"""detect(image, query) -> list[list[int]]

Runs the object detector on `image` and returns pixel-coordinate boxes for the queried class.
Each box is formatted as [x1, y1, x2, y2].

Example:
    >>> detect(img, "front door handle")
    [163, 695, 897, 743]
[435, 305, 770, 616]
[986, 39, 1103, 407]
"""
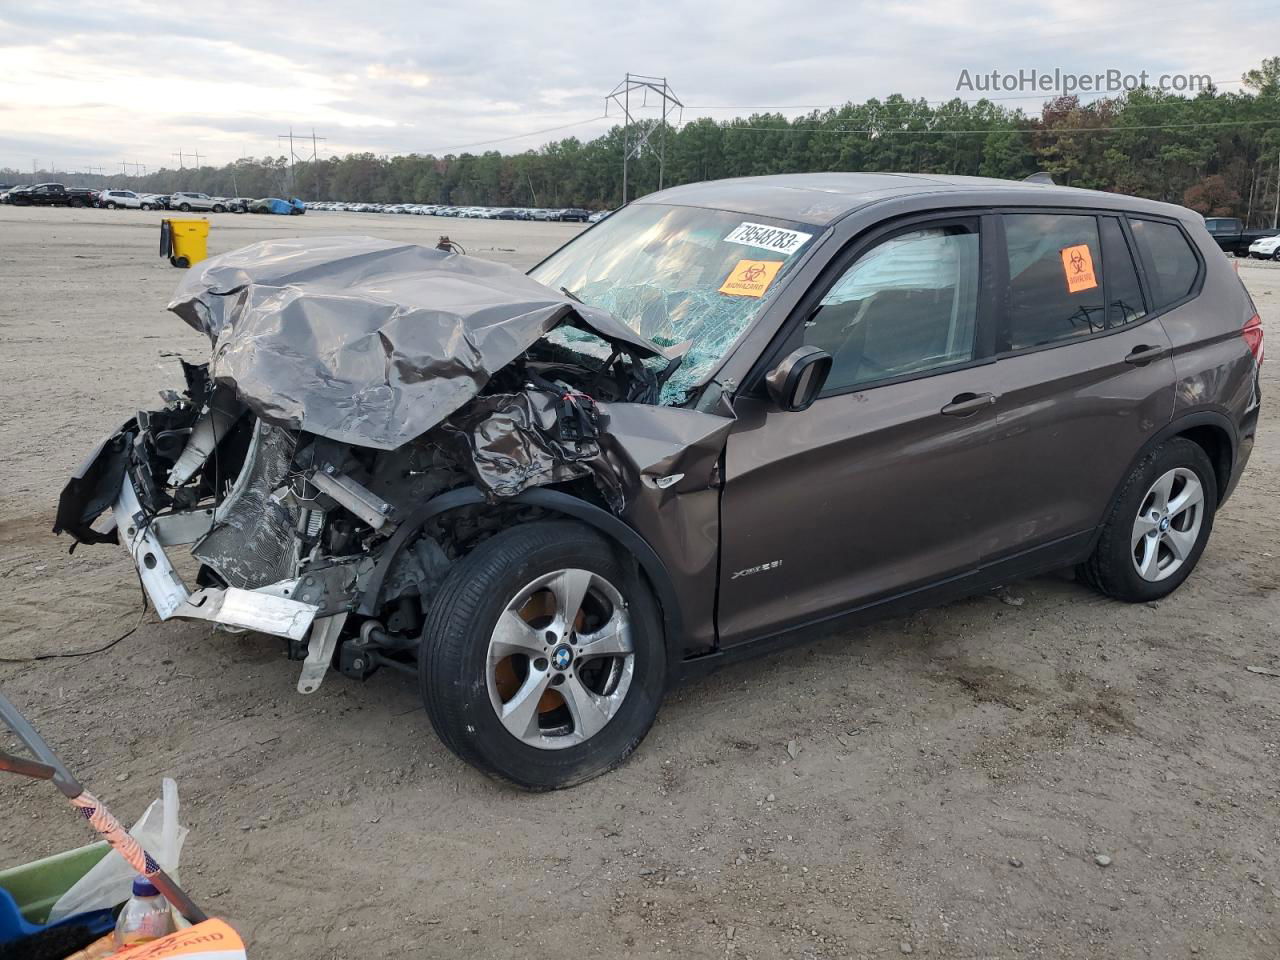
[1124, 344, 1167, 366]
[941, 392, 997, 417]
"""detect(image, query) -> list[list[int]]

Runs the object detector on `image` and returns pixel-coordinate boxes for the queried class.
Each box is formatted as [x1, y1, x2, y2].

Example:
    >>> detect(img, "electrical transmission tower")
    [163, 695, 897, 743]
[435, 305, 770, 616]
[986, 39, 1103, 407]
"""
[276, 128, 326, 195]
[605, 73, 682, 205]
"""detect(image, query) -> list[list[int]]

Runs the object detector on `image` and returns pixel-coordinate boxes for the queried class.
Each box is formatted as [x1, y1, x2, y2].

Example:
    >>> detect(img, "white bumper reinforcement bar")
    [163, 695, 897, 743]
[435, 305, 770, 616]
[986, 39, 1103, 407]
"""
[112, 475, 319, 641]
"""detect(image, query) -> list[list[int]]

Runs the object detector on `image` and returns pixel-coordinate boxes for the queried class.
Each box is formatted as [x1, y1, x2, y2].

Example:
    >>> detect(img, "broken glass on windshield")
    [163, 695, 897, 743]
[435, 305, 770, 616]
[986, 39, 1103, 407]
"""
[529, 203, 819, 404]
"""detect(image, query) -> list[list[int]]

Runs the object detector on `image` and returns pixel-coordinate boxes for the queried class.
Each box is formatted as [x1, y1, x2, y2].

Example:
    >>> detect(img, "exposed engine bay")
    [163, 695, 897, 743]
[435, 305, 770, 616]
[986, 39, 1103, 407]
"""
[54, 238, 733, 693]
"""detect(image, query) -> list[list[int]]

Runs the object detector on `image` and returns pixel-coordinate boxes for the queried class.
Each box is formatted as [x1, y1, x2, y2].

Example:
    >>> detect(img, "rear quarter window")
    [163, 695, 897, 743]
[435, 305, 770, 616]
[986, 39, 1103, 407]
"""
[1128, 218, 1200, 311]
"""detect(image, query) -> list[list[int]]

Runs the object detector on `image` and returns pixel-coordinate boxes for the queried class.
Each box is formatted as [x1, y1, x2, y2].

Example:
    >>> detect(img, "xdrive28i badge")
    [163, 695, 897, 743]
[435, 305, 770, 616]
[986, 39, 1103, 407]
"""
[731, 560, 783, 580]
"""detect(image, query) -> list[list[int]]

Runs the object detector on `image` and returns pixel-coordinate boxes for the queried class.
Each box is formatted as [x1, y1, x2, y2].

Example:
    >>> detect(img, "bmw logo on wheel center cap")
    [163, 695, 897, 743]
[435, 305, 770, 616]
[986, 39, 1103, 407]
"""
[1159, 516, 1171, 532]
[551, 644, 573, 671]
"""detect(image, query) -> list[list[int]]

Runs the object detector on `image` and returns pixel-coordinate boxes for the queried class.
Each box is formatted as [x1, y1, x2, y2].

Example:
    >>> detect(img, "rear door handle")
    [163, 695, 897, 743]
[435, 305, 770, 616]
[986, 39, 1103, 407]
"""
[941, 392, 997, 417]
[1124, 344, 1167, 366]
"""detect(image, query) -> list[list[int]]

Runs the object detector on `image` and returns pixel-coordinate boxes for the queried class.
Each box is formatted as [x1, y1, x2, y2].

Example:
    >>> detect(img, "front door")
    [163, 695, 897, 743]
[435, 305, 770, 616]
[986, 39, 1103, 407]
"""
[717, 216, 1002, 646]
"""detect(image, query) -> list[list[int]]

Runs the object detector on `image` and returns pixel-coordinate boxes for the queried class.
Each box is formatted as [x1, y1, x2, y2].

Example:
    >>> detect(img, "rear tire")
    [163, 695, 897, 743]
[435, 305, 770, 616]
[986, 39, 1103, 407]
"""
[1081, 438, 1217, 602]
[179, 202, 191, 211]
[420, 520, 666, 790]
[212, 204, 225, 213]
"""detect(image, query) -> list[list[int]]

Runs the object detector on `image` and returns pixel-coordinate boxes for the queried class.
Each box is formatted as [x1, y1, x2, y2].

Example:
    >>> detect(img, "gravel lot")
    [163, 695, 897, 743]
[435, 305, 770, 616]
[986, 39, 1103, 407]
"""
[1, 205, 1278, 959]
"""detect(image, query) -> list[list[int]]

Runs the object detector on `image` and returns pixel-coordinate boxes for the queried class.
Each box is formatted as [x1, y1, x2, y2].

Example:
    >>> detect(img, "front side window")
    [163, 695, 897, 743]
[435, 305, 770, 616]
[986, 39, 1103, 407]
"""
[529, 203, 818, 403]
[1129, 217, 1199, 311]
[804, 224, 980, 392]
[1003, 213, 1104, 350]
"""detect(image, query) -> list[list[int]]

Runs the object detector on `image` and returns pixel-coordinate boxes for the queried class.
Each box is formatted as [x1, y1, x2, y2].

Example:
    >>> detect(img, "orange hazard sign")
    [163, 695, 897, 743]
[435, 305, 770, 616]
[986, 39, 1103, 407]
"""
[719, 259, 783, 298]
[1060, 244, 1098, 293]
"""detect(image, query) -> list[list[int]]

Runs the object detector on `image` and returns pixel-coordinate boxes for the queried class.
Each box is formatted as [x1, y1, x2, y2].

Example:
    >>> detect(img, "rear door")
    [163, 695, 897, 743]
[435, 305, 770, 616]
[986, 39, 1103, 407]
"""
[976, 211, 1177, 562]
[717, 213, 1004, 645]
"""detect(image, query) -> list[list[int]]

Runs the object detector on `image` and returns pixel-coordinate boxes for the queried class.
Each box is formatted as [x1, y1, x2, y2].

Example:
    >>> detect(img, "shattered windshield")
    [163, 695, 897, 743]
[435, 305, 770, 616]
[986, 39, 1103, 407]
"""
[529, 203, 819, 404]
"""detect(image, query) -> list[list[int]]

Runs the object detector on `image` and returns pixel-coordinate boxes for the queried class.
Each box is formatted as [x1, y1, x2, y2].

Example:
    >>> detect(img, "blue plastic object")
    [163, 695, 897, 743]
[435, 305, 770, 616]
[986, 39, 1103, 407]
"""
[0, 887, 114, 946]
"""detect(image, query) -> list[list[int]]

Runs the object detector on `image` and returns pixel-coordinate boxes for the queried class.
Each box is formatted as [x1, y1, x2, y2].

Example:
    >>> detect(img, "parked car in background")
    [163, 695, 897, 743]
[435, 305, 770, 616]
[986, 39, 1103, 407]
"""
[248, 197, 306, 215]
[588, 210, 611, 223]
[1247, 234, 1280, 260]
[99, 189, 143, 209]
[1204, 217, 1274, 256]
[557, 208, 590, 222]
[0, 186, 30, 203]
[138, 194, 167, 210]
[170, 192, 226, 212]
[8, 183, 97, 207]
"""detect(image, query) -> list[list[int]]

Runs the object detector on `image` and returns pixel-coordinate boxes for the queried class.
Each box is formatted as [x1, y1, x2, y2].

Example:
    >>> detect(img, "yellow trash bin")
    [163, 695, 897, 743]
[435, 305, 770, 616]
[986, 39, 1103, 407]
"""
[160, 218, 209, 268]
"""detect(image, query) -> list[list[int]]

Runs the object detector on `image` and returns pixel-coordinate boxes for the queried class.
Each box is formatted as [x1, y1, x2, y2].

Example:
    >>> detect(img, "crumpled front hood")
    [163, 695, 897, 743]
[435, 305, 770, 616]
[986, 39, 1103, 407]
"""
[168, 236, 673, 450]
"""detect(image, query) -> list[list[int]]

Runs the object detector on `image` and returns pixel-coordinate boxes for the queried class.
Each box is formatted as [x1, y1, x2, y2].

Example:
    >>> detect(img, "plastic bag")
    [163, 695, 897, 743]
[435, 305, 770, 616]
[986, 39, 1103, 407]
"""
[48, 777, 187, 923]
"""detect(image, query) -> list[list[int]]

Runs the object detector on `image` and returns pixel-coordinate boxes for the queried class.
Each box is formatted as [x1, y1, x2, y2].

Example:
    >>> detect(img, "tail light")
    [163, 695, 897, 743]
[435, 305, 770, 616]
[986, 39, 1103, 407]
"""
[1241, 312, 1264, 367]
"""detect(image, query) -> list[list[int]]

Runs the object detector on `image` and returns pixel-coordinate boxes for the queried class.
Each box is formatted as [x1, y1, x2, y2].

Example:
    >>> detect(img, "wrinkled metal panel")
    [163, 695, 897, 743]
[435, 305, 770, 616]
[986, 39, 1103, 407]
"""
[168, 237, 675, 450]
[192, 422, 299, 588]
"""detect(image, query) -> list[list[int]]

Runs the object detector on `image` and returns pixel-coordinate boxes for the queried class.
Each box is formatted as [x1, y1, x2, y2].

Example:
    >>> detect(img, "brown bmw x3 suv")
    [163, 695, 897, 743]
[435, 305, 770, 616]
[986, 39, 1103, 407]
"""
[56, 173, 1262, 788]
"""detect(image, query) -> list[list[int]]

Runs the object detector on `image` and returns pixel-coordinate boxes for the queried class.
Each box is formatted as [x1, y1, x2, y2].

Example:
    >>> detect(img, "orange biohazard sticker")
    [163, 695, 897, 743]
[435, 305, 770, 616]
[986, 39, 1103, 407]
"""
[719, 259, 783, 298]
[1060, 244, 1098, 293]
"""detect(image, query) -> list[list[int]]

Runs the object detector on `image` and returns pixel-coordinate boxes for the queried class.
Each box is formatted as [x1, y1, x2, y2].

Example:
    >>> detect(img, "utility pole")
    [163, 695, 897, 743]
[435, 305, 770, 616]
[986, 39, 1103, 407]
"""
[1274, 147, 1279, 230]
[605, 73, 682, 206]
[277, 129, 297, 193]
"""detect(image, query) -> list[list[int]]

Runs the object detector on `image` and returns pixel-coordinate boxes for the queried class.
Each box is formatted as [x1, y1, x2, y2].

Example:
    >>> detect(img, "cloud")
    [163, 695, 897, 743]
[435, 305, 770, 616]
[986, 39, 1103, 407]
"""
[0, 0, 1273, 173]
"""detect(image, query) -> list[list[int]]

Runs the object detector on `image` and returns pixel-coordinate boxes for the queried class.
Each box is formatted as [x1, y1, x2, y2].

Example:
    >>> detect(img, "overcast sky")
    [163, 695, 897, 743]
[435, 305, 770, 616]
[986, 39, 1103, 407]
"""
[1, 0, 1275, 175]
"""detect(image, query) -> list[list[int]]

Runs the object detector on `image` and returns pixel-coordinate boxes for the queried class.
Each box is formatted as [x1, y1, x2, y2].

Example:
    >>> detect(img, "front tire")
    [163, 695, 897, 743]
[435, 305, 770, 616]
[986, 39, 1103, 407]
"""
[1081, 438, 1217, 602]
[420, 520, 666, 790]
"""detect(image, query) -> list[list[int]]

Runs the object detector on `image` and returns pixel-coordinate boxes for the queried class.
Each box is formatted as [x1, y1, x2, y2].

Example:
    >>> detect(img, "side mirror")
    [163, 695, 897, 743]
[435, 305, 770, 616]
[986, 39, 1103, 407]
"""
[765, 346, 832, 412]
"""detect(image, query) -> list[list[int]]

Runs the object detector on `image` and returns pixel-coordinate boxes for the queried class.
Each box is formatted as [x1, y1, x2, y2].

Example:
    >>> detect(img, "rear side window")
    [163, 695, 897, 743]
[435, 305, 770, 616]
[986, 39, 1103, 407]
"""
[1129, 218, 1199, 310]
[1002, 213, 1104, 350]
[1099, 217, 1147, 328]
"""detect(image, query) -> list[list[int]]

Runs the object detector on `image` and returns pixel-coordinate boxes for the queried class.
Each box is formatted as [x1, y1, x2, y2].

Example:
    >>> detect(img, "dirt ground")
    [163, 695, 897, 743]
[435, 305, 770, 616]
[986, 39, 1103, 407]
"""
[1, 204, 1278, 960]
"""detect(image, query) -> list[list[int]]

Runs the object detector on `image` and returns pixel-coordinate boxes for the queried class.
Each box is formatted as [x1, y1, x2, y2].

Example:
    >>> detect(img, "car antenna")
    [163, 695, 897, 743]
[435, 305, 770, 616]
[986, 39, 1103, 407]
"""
[560, 286, 583, 304]
[1023, 171, 1056, 185]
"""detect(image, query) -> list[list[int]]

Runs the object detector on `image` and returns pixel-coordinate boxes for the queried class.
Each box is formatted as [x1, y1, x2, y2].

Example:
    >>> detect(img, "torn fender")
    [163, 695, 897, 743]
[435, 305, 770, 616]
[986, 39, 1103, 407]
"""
[168, 237, 675, 451]
[437, 388, 733, 512]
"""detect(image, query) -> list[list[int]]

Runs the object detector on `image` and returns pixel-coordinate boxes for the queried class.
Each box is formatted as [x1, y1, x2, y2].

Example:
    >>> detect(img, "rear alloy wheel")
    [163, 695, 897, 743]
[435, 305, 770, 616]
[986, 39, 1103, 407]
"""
[421, 520, 666, 789]
[212, 204, 225, 213]
[179, 202, 191, 211]
[1081, 438, 1217, 602]
[105, 201, 117, 209]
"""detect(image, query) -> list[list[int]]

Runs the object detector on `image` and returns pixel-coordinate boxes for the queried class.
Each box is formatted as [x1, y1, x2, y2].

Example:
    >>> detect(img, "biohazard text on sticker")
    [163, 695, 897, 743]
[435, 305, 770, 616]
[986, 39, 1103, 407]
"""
[719, 259, 784, 298]
[1060, 243, 1098, 293]
[724, 222, 813, 256]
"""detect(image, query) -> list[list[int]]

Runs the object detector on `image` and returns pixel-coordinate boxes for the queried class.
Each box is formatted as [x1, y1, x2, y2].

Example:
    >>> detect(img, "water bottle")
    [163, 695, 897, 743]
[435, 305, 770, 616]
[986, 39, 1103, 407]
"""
[113, 876, 176, 947]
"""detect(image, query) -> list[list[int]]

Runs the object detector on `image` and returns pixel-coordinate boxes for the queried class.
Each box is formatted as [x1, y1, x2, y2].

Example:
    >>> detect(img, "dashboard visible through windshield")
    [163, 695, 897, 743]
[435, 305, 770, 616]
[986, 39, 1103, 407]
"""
[529, 203, 820, 403]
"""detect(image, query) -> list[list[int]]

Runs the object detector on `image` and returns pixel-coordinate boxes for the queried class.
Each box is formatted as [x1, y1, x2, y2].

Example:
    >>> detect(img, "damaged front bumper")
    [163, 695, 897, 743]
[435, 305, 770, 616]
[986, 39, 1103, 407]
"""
[112, 470, 319, 642]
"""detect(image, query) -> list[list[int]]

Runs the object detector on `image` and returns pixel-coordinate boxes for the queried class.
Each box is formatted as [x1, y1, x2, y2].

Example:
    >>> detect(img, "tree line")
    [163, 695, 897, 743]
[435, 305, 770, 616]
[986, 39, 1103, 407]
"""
[8, 57, 1280, 225]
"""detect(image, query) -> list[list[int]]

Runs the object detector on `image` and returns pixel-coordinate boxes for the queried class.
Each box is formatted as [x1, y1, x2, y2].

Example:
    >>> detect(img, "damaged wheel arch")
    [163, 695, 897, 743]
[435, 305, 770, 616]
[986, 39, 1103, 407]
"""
[357, 485, 686, 666]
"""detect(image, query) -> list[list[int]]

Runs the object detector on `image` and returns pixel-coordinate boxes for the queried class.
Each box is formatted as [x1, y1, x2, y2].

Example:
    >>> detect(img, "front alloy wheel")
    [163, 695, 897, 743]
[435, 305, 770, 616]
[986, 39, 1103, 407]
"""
[421, 520, 666, 789]
[486, 568, 635, 749]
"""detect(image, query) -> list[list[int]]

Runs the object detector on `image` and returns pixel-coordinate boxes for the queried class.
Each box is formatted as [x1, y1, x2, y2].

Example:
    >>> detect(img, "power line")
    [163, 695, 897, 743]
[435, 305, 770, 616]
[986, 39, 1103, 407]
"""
[421, 115, 610, 154]
[666, 117, 1280, 137]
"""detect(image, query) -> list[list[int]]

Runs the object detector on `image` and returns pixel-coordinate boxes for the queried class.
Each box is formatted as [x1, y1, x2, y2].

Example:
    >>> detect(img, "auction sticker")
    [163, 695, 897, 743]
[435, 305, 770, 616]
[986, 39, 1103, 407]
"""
[724, 221, 812, 256]
[719, 259, 784, 298]
[1060, 244, 1098, 293]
